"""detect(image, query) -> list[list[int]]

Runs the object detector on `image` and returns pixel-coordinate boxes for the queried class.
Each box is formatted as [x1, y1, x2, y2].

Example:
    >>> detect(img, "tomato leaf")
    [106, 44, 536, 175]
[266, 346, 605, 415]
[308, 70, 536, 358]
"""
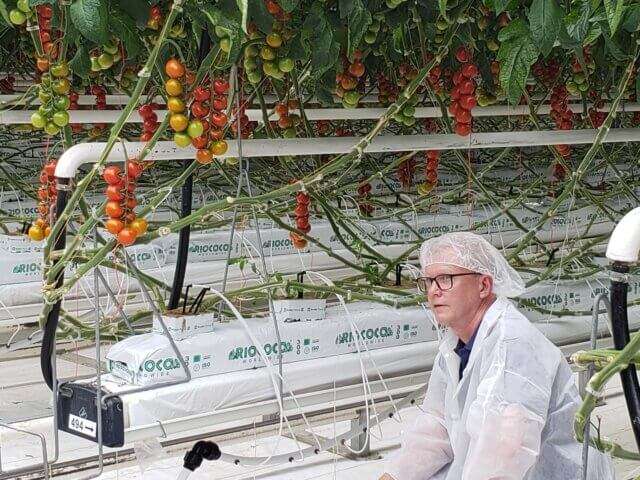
[248, 0, 272, 34]
[497, 19, 539, 104]
[301, 5, 340, 80]
[116, 0, 149, 28]
[485, 0, 511, 15]
[603, 0, 624, 35]
[344, 0, 371, 58]
[68, 42, 90, 77]
[0, 0, 10, 27]
[70, 0, 109, 44]
[564, 0, 591, 43]
[279, 0, 300, 12]
[110, 7, 143, 58]
[202, 5, 244, 66]
[622, 4, 640, 31]
[528, 0, 563, 56]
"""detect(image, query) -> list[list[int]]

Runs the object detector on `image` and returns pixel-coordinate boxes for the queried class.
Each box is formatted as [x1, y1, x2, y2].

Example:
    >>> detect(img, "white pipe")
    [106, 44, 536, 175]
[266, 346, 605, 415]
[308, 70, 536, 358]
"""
[3, 103, 640, 124]
[606, 207, 640, 263]
[53, 128, 640, 179]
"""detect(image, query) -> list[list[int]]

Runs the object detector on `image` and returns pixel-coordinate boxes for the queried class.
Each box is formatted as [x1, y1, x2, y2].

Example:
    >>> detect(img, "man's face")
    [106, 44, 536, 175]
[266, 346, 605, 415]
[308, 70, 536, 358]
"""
[423, 263, 487, 328]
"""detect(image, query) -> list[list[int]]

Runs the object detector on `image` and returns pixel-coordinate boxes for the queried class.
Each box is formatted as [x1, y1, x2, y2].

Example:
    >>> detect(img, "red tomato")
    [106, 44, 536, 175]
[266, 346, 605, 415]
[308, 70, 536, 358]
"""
[103, 166, 122, 185]
[105, 185, 123, 201]
[117, 228, 137, 246]
[193, 86, 210, 101]
[211, 112, 228, 128]
[105, 201, 123, 218]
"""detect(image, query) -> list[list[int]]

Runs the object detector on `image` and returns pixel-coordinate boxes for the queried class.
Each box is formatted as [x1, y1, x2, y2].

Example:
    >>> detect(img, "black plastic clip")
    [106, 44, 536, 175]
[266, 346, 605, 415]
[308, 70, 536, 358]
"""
[297, 271, 306, 299]
[395, 264, 403, 286]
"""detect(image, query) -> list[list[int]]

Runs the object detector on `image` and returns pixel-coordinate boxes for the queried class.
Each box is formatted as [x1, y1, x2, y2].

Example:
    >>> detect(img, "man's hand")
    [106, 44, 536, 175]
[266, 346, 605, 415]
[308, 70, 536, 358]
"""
[378, 473, 395, 480]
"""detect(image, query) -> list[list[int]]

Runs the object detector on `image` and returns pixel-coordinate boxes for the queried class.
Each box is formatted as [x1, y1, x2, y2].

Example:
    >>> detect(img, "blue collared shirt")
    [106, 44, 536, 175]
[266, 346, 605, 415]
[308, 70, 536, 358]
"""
[453, 327, 479, 380]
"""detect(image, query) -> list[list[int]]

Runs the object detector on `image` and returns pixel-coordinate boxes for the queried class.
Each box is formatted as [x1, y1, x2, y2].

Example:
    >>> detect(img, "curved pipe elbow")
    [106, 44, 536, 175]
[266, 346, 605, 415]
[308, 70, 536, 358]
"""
[606, 207, 640, 264]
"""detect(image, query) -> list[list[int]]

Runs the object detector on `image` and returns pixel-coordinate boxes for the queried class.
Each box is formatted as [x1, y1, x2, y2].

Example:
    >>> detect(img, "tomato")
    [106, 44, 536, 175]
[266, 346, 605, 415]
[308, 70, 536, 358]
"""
[211, 112, 228, 128]
[55, 96, 70, 111]
[138, 104, 153, 118]
[459, 95, 476, 111]
[265, 0, 281, 15]
[212, 96, 227, 111]
[97, 53, 114, 70]
[127, 160, 143, 179]
[213, 79, 229, 95]
[150, 5, 161, 19]
[459, 80, 475, 95]
[193, 86, 210, 101]
[455, 46, 471, 63]
[219, 37, 231, 53]
[426, 170, 438, 183]
[426, 150, 440, 161]
[140, 131, 154, 142]
[174, 132, 192, 147]
[117, 227, 137, 246]
[167, 96, 185, 113]
[9, 9, 26, 25]
[278, 58, 294, 73]
[340, 75, 357, 90]
[129, 218, 148, 235]
[38, 4, 53, 18]
[44, 161, 57, 177]
[28, 225, 45, 241]
[50, 62, 69, 78]
[36, 57, 49, 72]
[31, 112, 46, 129]
[169, 113, 189, 132]
[105, 185, 123, 201]
[461, 63, 478, 79]
[348, 61, 365, 78]
[105, 218, 124, 235]
[142, 118, 157, 132]
[277, 116, 292, 129]
[196, 148, 213, 164]
[275, 104, 288, 117]
[165, 58, 185, 79]
[191, 135, 208, 149]
[103, 165, 122, 185]
[454, 123, 471, 136]
[191, 101, 209, 118]
[52, 78, 71, 95]
[44, 122, 60, 136]
[211, 140, 228, 156]
[266, 32, 283, 49]
[187, 120, 204, 138]
[455, 109, 472, 124]
[209, 128, 224, 140]
[165, 78, 183, 96]
[125, 196, 137, 209]
[448, 101, 460, 117]
[105, 201, 123, 218]
[52, 111, 69, 127]
[37, 187, 48, 201]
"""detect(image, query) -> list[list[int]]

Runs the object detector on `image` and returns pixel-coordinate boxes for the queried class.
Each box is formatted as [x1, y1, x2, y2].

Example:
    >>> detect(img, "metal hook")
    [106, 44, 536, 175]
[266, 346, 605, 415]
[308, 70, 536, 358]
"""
[297, 271, 306, 299]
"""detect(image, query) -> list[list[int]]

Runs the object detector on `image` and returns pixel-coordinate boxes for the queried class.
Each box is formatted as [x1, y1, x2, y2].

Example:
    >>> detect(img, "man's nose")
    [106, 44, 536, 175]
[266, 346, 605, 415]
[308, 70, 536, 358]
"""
[427, 281, 442, 297]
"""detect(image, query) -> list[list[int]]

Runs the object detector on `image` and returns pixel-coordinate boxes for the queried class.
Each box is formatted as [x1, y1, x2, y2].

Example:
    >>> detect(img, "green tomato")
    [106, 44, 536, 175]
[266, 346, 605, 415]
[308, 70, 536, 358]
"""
[343, 90, 360, 106]
[578, 81, 589, 92]
[486, 39, 499, 52]
[282, 127, 296, 138]
[44, 122, 60, 136]
[103, 42, 118, 55]
[30, 112, 46, 129]
[98, 53, 114, 69]
[364, 32, 376, 44]
[225, 156, 239, 166]
[245, 45, 259, 57]
[17, 0, 30, 13]
[52, 110, 69, 127]
[52, 78, 70, 95]
[187, 120, 204, 139]
[219, 37, 231, 53]
[173, 132, 191, 148]
[408, 95, 419, 106]
[270, 68, 285, 80]
[244, 56, 257, 71]
[369, 20, 381, 33]
[402, 115, 416, 127]
[278, 57, 294, 73]
[50, 63, 70, 78]
[392, 112, 404, 123]
[38, 104, 52, 117]
[260, 46, 276, 61]
[9, 9, 26, 25]
[90, 57, 101, 72]
[403, 105, 415, 117]
[54, 95, 70, 111]
[113, 52, 121, 63]
[38, 89, 52, 103]
[436, 18, 449, 30]
[262, 61, 279, 77]
[573, 72, 586, 85]
[247, 70, 262, 84]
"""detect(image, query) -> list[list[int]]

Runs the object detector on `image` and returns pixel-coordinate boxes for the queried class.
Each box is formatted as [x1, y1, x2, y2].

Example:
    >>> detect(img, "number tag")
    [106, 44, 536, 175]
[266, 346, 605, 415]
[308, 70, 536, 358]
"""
[68, 414, 97, 438]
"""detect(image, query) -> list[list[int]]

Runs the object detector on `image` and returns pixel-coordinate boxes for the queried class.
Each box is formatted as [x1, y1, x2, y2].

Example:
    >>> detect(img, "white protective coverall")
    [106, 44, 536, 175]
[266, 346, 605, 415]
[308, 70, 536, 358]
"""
[386, 296, 615, 480]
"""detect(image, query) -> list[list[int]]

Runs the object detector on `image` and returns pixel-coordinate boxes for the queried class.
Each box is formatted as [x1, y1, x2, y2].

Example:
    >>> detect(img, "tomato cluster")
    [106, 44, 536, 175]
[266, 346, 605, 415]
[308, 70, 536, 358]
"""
[102, 162, 148, 246]
[138, 103, 158, 142]
[147, 5, 162, 31]
[36, 4, 56, 63]
[532, 58, 560, 87]
[427, 64, 443, 95]
[30, 61, 71, 136]
[448, 47, 477, 137]
[397, 159, 416, 189]
[566, 48, 595, 96]
[549, 84, 573, 158]
[418, 151, 439, 195]
[357, 181, 374, 216]
[274, 100, 301, 138]
[336, 50, 365, 108]
[364, 14, 382, 44]
[90, 39, 122, 72]
[28, 160, 57, 241]
[290, 191, 311, 249]
[246, 28, 293, 82]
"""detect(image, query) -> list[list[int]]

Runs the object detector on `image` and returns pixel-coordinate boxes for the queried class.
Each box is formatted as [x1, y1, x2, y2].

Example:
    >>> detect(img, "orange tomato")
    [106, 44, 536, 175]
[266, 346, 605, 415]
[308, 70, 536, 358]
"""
[165, 58, 185, 79]
[105, 201, 124, 218]
[169, 113, 189, 132]
[117, 227, 137, 246]
[129, 218, 148, 235]
[210, 140, 228, 156]
[195, 148, 213, 164]
[105, 218, 124, 234]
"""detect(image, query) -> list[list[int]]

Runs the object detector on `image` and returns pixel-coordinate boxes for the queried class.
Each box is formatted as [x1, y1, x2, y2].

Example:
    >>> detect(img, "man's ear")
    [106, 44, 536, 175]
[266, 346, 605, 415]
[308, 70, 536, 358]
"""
[479, 275, 493, 298]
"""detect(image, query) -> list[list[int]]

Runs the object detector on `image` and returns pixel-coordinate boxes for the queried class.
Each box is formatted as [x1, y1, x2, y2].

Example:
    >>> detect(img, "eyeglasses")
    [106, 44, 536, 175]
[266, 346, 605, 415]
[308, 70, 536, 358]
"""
[416, 273, 479, 292]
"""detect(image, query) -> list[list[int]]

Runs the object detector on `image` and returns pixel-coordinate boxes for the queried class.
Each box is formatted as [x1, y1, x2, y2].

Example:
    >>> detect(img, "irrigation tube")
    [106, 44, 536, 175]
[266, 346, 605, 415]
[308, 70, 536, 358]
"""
[52, 128, 640, 179]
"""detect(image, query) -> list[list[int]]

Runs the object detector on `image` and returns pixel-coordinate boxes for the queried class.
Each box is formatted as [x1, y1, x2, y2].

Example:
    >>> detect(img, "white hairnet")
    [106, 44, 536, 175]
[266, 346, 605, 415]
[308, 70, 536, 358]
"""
[419, 232, 525, 297]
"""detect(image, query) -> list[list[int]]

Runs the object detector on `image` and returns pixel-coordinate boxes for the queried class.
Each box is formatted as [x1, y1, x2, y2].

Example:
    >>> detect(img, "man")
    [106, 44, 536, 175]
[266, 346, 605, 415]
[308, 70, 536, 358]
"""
[379, 232, 614, 480]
